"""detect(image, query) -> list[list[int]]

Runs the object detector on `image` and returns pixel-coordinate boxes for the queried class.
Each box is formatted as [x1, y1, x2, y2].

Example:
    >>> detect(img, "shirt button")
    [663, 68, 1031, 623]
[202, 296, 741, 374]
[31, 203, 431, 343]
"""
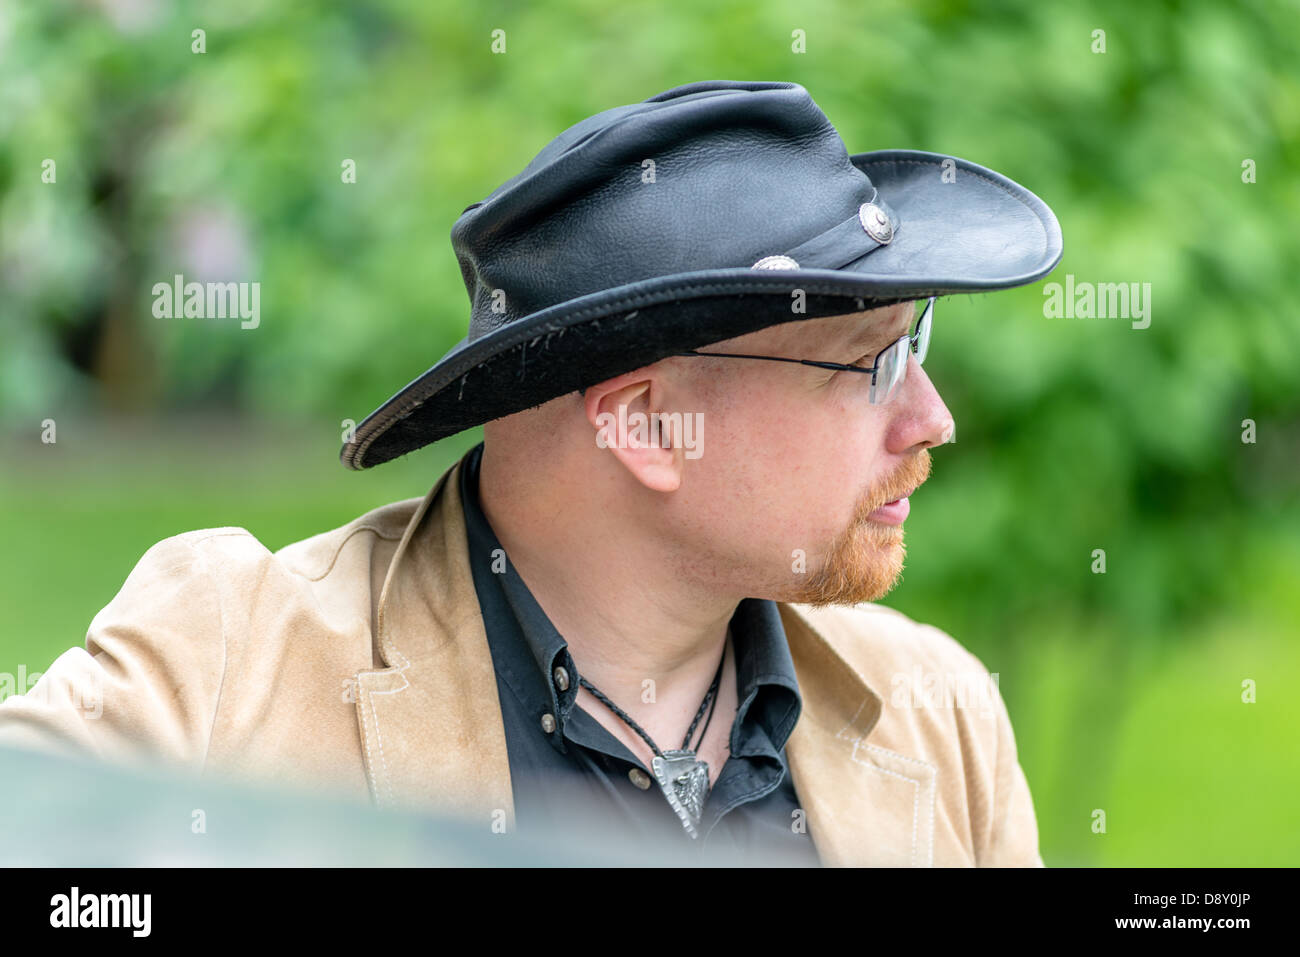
[540, 713, 556, 734]
[628, 768, 653, 790]
[553, 666, 570, 692]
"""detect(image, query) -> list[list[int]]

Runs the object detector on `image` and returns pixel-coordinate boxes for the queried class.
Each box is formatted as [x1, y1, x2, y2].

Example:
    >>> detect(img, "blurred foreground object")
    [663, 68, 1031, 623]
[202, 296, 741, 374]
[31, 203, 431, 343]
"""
[0, 744, 807, 867]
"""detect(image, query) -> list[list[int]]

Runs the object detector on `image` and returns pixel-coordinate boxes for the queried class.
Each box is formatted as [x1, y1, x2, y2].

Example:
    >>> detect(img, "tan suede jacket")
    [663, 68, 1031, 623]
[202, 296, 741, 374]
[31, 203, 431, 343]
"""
[0, 454, 1045, 866]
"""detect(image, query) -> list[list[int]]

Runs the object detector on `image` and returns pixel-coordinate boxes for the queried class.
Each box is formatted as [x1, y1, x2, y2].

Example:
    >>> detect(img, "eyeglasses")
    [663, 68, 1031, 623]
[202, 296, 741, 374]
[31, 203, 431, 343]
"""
[674, 297, 935, 405]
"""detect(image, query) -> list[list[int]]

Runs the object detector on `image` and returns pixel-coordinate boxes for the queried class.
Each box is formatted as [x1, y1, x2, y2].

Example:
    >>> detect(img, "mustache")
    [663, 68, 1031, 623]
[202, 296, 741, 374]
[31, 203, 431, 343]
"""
[863, 449, 933, 514]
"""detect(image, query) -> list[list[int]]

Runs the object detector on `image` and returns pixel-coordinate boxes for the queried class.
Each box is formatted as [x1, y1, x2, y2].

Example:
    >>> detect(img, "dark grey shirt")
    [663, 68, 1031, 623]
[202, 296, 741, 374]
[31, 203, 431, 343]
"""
[459, 443, 820, 865]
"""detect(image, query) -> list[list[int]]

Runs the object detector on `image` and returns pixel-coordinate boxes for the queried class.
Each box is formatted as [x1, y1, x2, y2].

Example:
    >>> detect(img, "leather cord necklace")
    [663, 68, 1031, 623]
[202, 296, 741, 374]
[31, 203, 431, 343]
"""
[578, 641, 727, 840]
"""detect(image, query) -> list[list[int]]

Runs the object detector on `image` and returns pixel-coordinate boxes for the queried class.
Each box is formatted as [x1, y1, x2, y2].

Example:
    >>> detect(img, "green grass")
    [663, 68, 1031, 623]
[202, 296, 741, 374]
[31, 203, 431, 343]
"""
[1100, 612, 1300, 865]
[1009, 559, 1300, 866]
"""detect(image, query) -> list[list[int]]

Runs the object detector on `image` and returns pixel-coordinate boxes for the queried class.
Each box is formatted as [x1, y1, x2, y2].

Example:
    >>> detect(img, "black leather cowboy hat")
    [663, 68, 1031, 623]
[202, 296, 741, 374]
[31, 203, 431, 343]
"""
[341, 79, 1063, 470]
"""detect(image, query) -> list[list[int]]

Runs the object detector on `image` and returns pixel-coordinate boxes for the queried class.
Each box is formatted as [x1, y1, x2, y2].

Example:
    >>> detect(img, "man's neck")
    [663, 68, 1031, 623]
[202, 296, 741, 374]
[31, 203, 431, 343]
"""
[476, 444, 740, 752]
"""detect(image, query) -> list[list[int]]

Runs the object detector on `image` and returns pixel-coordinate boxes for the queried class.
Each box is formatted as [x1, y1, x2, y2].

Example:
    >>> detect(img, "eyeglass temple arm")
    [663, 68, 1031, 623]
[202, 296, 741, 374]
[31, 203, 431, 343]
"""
[673, 298, 933, 371]
[672, 351, 873, 374]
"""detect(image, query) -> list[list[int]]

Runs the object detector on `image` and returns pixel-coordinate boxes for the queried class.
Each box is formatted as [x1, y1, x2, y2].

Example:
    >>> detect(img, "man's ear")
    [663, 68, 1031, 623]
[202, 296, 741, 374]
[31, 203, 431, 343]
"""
[583, 370, 684, 493]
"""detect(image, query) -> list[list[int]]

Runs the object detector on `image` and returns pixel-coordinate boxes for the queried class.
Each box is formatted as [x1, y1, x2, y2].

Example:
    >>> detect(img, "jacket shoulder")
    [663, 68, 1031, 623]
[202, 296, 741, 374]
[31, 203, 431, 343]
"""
[269, 495, 424, 578]
[98, 493, 426, 623]
[784, 601, 992, 678]
[0, 495, 426, 781]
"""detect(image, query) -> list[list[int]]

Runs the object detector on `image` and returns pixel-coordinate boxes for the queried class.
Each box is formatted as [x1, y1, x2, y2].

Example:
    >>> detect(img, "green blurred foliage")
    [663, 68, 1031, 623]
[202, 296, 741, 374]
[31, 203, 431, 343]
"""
[1, 0, 1297, 864]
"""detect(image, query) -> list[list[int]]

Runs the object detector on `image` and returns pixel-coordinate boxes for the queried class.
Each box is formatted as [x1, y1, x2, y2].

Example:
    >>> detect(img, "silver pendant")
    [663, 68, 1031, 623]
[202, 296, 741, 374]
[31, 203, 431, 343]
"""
[652, 749, 710, 839]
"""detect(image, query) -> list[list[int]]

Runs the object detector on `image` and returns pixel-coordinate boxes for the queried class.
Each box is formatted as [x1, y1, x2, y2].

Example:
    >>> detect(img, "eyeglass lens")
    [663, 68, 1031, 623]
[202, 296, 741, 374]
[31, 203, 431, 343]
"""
[871, 298, 934, 404]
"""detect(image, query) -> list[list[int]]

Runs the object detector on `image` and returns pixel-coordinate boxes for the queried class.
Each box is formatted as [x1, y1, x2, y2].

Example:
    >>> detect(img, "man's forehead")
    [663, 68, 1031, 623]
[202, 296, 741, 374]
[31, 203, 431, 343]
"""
[842, 299, 917, 345]
[743, 299, 915, 352]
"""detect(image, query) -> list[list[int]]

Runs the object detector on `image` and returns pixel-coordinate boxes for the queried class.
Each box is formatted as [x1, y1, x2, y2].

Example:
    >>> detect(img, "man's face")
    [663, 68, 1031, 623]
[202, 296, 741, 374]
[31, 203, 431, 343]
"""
[654, 300, 955, 606]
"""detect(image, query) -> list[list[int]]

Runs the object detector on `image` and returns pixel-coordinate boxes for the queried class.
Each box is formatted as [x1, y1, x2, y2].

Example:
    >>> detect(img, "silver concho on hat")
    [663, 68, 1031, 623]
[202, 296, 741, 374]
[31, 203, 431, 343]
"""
[751, 254, 800, 270]
[858, 202, 894, 244]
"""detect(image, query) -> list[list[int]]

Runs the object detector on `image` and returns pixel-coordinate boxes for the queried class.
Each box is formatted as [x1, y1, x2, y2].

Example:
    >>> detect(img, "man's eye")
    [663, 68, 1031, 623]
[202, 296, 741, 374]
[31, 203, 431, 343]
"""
[849, 352, 875, 370]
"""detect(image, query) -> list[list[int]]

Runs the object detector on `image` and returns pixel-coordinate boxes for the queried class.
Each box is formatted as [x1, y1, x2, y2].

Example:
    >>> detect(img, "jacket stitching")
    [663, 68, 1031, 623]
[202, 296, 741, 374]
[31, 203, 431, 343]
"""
[364, 555, 418, 807]
[302, 524, 407, 583]
[833, 696, 871, 739]
[365, 673, 410, 808]
[356, 682, 384, 807]
[860, 743, 938, 867]
[833, 695, 938, 867]
[853, 758, 921, 866]
[189, 539, 229, 774]
[358, 478, 448, 806]
[358, 659, 413, 808]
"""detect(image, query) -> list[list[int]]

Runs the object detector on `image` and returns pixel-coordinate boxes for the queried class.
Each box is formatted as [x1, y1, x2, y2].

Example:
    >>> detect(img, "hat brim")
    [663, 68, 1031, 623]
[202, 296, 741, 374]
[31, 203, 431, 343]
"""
[341, 149, 1062, 469]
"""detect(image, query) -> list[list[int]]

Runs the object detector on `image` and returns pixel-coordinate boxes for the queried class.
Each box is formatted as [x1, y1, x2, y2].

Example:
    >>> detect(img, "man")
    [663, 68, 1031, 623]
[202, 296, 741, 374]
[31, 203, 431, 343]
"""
[0, 80, 1062, 866]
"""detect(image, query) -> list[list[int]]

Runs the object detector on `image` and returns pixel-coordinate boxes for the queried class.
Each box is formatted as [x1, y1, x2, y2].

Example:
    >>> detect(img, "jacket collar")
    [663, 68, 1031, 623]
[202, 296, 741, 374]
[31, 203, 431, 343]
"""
[354, 456, 516, 821]
[355, 452, 935, 866]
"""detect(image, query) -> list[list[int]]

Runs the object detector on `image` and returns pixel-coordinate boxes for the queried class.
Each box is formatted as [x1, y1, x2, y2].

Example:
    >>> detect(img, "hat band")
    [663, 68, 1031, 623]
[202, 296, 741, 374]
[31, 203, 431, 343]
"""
[763, 194, 900, 271]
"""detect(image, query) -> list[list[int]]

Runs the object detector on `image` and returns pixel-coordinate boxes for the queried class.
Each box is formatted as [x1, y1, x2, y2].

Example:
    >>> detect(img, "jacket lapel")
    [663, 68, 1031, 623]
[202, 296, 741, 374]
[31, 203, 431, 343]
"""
[354, 457, 517, 829]
[779, 604, 937, 867]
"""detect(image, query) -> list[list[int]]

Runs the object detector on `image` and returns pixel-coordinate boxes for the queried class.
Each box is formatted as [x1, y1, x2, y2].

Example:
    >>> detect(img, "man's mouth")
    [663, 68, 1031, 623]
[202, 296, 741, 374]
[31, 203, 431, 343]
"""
[868, 484, 918, 526]
[867, 496, 910, 526]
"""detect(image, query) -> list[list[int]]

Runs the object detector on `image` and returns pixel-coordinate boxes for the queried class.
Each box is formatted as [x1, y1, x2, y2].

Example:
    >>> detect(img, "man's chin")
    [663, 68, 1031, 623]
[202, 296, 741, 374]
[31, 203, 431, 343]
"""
[779, 529, 907, 607]
[776, 452, 928, 605]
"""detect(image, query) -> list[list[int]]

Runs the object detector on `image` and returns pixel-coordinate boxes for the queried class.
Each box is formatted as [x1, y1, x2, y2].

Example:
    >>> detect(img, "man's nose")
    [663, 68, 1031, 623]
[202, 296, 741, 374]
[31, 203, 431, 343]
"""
[890, 353, 955, 451]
